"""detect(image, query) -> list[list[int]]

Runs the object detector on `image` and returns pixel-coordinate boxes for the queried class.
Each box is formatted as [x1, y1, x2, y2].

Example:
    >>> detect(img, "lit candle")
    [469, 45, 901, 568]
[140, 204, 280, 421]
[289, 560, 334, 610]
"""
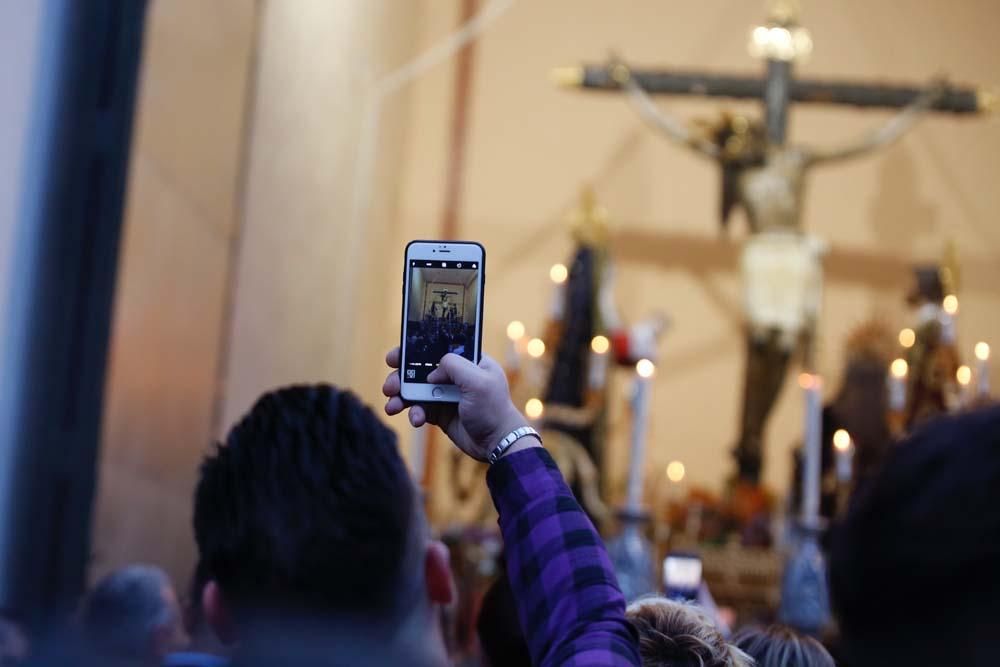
[956, 365, 972, 408]
[975, 342, 991, 398]
[888, 358, 908, 412]
[525, 398, 544, 426]
[832, 429, 854, 484]
[588, 335, 610, 389]
[506, 320, 525, 370]
[800, 373, 823, 527]
[625, 359, 655, 513]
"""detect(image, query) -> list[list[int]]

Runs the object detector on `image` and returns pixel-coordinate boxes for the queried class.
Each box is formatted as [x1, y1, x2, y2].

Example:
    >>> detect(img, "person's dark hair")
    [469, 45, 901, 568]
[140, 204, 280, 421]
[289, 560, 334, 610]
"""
[731, 625, 833, 667]
[831, 406, 1000, 666]
[193, 385, 416, 619]
[80, 565, 178, 661]
[477, 573, 530, 667]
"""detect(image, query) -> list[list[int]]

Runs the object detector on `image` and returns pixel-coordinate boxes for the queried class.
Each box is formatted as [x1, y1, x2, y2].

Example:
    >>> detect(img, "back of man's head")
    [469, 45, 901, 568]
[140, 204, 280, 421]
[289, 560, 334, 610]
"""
[80, 565, 183, 664]
[831, 406, 1000, 666]
[731, 625, 833, 667]
[194, 385, 418, 624]
[626, 597, 752, 667]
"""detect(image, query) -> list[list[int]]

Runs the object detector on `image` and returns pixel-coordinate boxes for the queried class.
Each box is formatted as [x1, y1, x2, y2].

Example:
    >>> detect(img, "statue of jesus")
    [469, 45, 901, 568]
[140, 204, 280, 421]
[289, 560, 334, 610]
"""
[613, 60, 944, 482]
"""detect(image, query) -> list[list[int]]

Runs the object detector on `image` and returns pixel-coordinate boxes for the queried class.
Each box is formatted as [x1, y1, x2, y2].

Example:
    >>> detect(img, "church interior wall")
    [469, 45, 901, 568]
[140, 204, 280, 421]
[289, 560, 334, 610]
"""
[92, 0, 1000, 583]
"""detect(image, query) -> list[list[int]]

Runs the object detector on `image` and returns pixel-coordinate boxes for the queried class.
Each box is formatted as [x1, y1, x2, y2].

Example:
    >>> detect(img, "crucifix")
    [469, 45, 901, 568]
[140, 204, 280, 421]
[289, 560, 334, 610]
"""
[553, 0, 996, 484]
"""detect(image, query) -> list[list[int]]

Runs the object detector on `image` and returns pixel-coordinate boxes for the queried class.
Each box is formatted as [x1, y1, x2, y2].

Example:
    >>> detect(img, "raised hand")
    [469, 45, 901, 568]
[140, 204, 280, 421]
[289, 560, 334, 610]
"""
[383, 347, 532, 462]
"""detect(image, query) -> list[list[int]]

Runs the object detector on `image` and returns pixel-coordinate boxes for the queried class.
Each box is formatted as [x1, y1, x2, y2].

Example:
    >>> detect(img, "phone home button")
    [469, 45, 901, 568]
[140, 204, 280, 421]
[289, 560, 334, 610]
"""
[432, 387, 444, 399]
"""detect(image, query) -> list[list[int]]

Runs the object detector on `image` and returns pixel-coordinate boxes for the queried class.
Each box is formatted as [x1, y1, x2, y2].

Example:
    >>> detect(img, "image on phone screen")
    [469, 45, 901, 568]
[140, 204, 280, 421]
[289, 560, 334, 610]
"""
[403, 259, 480, 384]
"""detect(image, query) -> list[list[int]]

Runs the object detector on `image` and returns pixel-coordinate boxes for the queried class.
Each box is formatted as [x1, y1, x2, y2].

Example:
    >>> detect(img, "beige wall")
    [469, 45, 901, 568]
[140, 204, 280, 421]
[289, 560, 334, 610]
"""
[92, 0, 258, 584]
[388, 0, 1000, 497]
[220, 0, 422, 427]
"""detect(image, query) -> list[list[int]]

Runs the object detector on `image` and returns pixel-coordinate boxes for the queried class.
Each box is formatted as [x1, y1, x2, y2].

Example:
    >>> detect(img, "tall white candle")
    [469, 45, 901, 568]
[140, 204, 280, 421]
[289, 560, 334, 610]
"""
[800, 373, 823, 527]
[888, 358, 908, 412]
[505, 320, 525, 371]
[975, 342, 991, 398]
[589, 336, 610, 389]
[833, 429, 854, 484]
[625, 359, 655, 513]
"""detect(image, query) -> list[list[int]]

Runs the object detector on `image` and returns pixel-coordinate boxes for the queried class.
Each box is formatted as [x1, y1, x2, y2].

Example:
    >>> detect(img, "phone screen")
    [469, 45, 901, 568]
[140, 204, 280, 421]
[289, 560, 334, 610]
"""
[402, 258, 481, 384]
[663, 554, 702, 602]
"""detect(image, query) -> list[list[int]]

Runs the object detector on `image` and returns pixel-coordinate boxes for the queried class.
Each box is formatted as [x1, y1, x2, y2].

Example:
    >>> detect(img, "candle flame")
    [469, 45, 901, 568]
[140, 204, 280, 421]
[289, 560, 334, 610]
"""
[833, 429, 852, 452]
[891, 358, 908, 379]
[506, 320, 525, 341]
[549, 263, 568, 284]
[636, 359, 655, 378]
[898, 328, 916, 348]
[666, 461, 685, 483]
[527, 338, 546, 358]
[525, 398, 544, 419]
[956, 365, 972, 386]
[943, 294, 959, 315]
[975, 341, 990, 361]
[591, 335, 610, 355]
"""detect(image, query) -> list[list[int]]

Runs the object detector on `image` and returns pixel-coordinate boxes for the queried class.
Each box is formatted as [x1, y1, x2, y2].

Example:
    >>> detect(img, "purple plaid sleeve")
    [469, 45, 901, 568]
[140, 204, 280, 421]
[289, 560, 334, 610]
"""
[487, 447, 640, 667]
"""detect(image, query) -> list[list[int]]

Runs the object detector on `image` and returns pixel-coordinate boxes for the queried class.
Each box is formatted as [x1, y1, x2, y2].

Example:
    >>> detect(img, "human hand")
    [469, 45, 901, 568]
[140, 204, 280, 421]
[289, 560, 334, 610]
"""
[383, 347, 534, 462]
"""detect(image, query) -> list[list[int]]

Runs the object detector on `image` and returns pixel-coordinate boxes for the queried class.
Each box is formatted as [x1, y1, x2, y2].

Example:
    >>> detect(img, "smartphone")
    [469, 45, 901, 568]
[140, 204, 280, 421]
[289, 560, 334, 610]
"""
[400, 240, 485, 403]
[663, 552, 702, 602]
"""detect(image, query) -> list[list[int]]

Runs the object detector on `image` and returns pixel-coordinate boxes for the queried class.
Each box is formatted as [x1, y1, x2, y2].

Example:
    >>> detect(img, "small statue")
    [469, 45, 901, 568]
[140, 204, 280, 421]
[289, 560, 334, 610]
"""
[903, 264, 961, 430]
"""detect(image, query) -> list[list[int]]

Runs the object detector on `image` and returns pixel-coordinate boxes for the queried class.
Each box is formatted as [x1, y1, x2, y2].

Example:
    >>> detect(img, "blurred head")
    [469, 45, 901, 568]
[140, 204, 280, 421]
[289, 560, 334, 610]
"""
[477, 573, 530, 667]
[80, 565, 186, 665]
[193, 385, 453, 652]
[732, 626, 833, 667]
[831, 406, 1000, 666]
[626, 597, 752, 667]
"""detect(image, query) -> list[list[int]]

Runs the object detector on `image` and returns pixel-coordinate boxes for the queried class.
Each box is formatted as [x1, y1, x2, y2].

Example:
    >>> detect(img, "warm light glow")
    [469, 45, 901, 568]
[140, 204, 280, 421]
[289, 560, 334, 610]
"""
[891, 358, 909, 379]
[591, 335, 610, 355]
[898, 328, 916, 348]
[527, 338, 546, 358]
[957, 365, 972, 386]
[666, 461, 686, 483]
[833, 429, 852, 452]
[636, 358, 656, 378]
[525, 398, 544, 419]
[798, 373, 815, 389]
[549, 263, 568, 284]
[506, 320, 525, 341]
[943, 294, 959, 315]
[975, 341, 991, 361]
[751, 26, 769, 47]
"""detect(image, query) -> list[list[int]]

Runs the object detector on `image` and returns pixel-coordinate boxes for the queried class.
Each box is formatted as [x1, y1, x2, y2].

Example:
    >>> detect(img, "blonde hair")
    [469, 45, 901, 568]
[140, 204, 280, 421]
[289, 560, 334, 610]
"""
[626, 597, 754, 667]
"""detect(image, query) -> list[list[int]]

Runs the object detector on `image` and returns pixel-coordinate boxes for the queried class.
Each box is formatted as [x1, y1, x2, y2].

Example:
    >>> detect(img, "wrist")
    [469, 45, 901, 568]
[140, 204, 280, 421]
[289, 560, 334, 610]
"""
[497, 434, 542, 461]
[478, 405, 530, 454]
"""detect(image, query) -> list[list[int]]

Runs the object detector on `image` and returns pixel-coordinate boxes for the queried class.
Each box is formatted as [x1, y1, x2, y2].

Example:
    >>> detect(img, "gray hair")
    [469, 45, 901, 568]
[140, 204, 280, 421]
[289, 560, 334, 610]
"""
[627, 596, 755, 667]
[80, 565, 178, 660]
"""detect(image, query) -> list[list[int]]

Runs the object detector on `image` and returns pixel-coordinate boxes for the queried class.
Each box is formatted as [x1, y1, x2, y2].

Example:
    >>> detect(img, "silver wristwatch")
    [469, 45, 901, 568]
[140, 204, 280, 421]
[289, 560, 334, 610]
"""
[487, 426, 541, 465]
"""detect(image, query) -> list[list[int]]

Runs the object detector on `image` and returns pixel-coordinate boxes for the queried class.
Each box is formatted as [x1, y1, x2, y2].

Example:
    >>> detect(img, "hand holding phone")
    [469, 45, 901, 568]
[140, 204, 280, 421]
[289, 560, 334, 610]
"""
[382, 347, 534, 462]
[399, 241, 485, 403]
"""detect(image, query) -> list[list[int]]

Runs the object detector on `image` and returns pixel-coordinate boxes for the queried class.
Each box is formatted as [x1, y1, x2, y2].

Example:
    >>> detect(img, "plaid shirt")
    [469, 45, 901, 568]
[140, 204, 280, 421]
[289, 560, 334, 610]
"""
[487, 447, 640, 667]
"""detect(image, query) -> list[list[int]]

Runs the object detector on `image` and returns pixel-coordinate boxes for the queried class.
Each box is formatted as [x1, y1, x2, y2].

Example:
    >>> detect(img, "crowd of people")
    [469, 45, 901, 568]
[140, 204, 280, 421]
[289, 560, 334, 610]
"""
[11, 345, 998, 666]
[405, 317, 476, 365]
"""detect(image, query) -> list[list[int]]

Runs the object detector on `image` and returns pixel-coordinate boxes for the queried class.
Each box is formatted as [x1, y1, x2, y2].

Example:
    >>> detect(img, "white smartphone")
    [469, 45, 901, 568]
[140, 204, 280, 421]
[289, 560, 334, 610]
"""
[399, 240, 485, 403]
[663, 553, 702, 602]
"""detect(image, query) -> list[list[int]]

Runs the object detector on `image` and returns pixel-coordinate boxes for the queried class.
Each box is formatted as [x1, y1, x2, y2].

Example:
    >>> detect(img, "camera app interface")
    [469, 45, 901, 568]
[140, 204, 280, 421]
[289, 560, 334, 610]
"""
[404, 259, 480, 383]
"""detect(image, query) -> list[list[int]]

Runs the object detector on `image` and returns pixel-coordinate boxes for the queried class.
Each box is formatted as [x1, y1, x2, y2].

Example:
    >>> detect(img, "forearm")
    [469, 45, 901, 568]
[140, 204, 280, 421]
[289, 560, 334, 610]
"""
[487, 447, 639, 667]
